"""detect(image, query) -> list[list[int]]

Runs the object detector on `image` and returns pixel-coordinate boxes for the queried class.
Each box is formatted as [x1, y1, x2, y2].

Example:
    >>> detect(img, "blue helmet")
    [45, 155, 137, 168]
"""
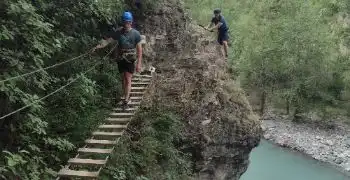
[122, 11, 133, 22]
[213, 8, 221, 14]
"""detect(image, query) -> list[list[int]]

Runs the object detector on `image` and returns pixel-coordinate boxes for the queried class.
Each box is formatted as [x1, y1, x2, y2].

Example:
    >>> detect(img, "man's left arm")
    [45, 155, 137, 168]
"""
[136, 42, 142, 72]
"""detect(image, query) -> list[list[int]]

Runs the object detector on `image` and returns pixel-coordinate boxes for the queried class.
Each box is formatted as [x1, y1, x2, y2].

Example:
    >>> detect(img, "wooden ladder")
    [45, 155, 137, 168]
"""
[56, 73, 153, 179]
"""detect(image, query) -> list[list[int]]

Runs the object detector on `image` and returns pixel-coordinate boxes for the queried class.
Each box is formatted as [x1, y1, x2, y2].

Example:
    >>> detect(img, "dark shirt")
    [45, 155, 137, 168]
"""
[211, 15, 229, 33]
[108, 28, 141, 50]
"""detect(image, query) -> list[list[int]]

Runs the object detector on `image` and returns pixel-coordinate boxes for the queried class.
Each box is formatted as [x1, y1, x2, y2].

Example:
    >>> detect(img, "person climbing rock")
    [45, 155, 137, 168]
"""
[206, 8, 229, 59]
[135, 0, 142, 9]
[92, 11, 143, 109]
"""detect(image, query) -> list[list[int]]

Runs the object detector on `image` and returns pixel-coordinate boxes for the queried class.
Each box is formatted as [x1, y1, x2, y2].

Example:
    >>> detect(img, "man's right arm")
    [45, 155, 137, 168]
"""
[93, 37, 114, 51]
[206, 22, 214, 29]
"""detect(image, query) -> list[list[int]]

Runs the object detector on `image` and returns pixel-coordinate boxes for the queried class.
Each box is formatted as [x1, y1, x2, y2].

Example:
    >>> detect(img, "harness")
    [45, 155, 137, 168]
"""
[118, 48, 137, 63]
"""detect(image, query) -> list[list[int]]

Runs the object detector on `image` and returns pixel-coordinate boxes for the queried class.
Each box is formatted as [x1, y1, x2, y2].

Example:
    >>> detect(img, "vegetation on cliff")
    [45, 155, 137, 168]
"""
[100, 107, 192, 180]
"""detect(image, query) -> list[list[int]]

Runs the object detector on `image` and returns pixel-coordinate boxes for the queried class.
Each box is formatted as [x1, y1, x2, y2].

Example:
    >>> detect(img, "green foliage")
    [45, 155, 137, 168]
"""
[0, 0, 130, 179]
[185, 0, 350, 121]
[100, 107, 192, 180]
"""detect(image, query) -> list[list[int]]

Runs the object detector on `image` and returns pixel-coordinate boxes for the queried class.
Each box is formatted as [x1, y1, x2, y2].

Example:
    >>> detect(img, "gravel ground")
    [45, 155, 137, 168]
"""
[261, 113, 350, 173]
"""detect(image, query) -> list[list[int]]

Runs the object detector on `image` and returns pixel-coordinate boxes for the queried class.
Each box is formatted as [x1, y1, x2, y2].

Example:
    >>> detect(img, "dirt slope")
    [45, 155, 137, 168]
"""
[131, 0, 262, 179]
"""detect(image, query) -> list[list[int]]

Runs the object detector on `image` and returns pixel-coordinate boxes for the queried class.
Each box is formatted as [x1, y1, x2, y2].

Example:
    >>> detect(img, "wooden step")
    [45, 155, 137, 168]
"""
[113, 107, 137, 111]
[130, 96, 143, 100]
[106, 118, 130, 122]
[131, 87, 147, 90]
[68, 158, 107, 165]
[130, 92, 144, 94]
[85, 139, 116, 145]
[78, 148, 113, 154]
[93, 131, 122, 136]
[129, 96, 143, 100]
[98, 125, 127, 129]
[118, 101, 141, 106]
[132, 82, 149, 85]
[116, 97, 143, 100]
[57, 169, 99, 178]
[109, 112, 134, 117]
[133, 74, 152, 78]
[129, 101, 141, 105]
[132, 78, 151, 82]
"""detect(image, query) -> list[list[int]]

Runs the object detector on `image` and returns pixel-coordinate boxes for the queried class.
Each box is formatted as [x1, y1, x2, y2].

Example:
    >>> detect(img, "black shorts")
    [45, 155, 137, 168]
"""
[218, 31, 229, 45]
[118, 60, 135, 73]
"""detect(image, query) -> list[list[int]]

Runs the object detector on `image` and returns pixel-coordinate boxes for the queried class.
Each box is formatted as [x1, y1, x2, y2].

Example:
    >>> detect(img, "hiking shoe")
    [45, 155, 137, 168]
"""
[122, 99, 131, 110]
[116, 97, 125, 106]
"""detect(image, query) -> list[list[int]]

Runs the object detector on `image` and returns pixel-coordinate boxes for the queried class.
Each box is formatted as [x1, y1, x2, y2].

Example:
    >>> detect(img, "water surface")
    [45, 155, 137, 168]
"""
[240, 139, 350, 180]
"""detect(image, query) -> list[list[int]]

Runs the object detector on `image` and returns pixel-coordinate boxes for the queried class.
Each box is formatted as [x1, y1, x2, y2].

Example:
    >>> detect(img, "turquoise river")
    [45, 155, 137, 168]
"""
[240, 139, 350, 180]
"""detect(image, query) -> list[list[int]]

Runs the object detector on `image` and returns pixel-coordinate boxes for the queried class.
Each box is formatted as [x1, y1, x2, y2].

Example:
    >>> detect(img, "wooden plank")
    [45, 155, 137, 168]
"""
[78, 148, 113, 154]
[130, 92, 145, 94]
[106, 118, 130, 122]
[68, 158, 107, 165]
[85, 139, 116, 145]
[117, 101, 141, 106]
[57, 169, 99, 178]
[98, 125, 127, 129]
[113, 107, 137, 111]
[130, 96, 143, 100]
[93, 131, 122, 136]
[132, 78, 151, 82]
[131, 87, 147, 90]
[109, 112, 134, 116]
[130, 96, 142, 100]
[132, 82, 149, 85]
[128, 101, 141, 105]
[133, 74, 152, 78]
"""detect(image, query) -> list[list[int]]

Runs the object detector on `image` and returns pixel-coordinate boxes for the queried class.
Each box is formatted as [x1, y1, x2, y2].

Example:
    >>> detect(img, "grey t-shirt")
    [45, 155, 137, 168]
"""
[109, 28, 141, 49]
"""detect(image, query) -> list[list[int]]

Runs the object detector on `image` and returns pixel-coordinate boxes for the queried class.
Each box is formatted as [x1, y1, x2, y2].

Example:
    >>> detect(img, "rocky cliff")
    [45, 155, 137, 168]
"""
[130, 0, 262, 179]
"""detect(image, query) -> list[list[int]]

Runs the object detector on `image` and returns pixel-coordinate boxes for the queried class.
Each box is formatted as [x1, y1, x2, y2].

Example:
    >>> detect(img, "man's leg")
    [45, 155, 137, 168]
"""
[121, 73, 126, 99]
[222, 40, 228, 58]
[117, 62, 126, 105]
[124, 71, 133, 102]
[218, 31, 229, 59]
[122, 60, 135, 110]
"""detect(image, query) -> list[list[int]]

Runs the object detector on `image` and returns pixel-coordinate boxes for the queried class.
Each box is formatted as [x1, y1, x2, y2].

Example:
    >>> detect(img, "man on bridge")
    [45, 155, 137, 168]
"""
[93, 11, 142, 109]
[206, 8, 229, 59]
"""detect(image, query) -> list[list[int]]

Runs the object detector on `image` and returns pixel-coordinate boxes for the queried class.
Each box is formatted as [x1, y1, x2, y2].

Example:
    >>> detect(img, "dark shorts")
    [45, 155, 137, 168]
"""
[118, 60, 135, 74]
[218, 31, 229, 45]
[135, 2, 141, 9]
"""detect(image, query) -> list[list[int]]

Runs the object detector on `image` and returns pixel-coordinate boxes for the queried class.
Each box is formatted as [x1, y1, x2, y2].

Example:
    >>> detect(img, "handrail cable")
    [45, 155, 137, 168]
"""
[0, 45, 117, 120]
[0, 49, 93, 83]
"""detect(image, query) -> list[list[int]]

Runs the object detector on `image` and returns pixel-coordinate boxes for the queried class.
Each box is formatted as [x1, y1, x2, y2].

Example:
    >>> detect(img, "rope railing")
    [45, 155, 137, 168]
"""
[0, 45, 117, 120]
[0, 49, 93, 83]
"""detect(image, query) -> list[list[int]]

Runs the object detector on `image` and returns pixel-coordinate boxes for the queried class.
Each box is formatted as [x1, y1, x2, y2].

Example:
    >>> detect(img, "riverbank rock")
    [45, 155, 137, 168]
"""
[131, 0, 262, 179]
[262, 118, 350, 173]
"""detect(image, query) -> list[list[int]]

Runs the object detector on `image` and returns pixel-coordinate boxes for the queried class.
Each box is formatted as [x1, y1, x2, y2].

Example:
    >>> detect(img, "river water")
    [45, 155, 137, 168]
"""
[240, 139, 350, 180]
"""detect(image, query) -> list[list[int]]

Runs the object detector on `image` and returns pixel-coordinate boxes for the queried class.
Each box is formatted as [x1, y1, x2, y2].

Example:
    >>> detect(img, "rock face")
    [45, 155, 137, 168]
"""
[131, 0, 262, 179]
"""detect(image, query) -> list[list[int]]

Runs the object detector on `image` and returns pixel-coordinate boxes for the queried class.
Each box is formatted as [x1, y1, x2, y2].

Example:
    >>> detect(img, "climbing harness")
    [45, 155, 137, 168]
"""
[118, 49, 137, 63]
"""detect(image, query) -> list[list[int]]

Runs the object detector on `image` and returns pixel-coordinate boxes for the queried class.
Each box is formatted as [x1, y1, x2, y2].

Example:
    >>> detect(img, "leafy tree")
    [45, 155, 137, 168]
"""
[0, 0, 125, 179]
[185, 0, 350, 122]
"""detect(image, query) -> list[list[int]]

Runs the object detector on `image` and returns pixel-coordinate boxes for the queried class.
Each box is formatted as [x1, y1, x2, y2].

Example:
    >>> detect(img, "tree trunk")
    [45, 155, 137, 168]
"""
[293, 106, 302, 122]
[286, 97, 290, 115]
[260, 91, 266, 115]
